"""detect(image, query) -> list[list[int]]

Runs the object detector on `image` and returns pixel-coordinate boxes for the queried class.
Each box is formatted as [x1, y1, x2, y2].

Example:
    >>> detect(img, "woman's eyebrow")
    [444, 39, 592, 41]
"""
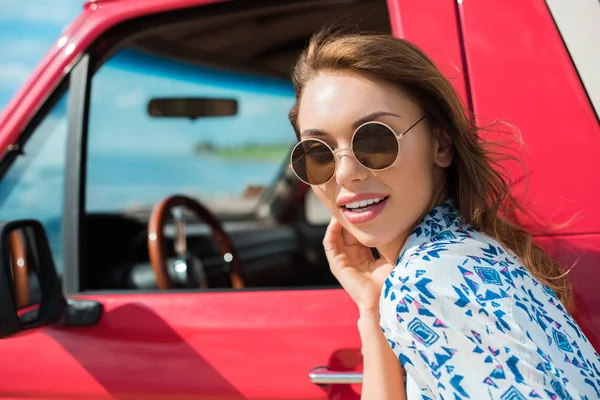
[300, 128, 328, 138]
[300, 111, 401, 138]
[351, 111, 402, 130]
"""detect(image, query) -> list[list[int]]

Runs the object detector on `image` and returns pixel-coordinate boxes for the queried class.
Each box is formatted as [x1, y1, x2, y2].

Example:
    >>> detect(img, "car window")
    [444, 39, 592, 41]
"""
[86, 49, 297, 219]
[0, 91, 69, 273]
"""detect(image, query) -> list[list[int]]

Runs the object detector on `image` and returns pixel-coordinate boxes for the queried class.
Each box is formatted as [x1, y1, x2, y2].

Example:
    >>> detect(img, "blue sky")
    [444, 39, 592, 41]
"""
[0, 0, 83, 110]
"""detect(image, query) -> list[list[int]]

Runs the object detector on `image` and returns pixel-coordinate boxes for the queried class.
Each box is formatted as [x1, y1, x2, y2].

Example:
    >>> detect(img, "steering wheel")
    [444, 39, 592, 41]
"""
[10, 231, 29, 307]
[147, 194, 245, 289]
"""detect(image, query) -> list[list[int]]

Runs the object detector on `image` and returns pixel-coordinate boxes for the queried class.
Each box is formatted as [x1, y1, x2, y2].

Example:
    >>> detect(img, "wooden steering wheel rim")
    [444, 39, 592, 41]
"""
[10, 231, 29, 307]
[147, 194, 245, 290]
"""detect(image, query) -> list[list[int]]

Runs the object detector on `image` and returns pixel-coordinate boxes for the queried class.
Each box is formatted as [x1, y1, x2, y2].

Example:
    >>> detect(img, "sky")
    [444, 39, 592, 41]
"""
[0, 0, 83, 110]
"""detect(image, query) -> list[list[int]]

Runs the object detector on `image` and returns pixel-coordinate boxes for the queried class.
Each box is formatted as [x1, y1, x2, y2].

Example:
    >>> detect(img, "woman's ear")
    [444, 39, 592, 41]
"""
[433, 127, 453, 168]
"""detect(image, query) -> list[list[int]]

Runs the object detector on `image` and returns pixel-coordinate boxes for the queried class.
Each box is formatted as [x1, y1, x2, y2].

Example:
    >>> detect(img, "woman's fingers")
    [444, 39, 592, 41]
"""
[323, 217, 373, 269]
[340, 224, 362, 248]
[323, 216, 344, 260]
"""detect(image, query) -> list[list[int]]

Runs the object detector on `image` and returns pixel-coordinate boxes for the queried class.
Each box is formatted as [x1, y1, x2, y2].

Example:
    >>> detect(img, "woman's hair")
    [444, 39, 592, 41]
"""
[288, 27, 574, 310]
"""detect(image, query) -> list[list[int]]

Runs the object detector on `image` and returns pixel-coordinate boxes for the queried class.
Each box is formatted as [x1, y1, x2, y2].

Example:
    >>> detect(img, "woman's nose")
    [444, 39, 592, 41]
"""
[334, 150, 369, 185]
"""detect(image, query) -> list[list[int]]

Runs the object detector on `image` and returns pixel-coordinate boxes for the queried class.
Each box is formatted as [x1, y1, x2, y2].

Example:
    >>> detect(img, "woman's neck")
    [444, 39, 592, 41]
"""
[377, 190, 449, 265]
[378, 236, 409, 266]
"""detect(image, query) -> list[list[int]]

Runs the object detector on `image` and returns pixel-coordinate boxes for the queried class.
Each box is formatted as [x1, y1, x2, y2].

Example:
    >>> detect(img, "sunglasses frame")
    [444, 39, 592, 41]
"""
[290, 115, 427, 185]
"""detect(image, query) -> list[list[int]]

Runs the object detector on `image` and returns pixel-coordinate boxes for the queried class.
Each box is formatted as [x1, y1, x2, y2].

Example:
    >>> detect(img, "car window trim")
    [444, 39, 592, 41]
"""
[63, 54, 91, 295]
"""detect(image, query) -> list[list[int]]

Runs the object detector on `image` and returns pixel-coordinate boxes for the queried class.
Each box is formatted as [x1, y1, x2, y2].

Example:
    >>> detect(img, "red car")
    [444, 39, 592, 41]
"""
[0, 0, 598, 398]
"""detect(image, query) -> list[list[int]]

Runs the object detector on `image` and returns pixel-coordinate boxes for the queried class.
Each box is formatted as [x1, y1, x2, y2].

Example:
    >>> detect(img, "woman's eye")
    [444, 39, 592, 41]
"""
[304, 144, 331, 164]
[307, 150, 332, 165]
[353, 136, 379, 153]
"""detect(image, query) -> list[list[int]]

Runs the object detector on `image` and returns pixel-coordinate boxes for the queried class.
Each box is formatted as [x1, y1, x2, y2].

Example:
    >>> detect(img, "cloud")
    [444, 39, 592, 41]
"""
[0, 175, 63, 219]
[0, 115, 68, 219]
[0, 63, 33, 86]
[0, 0, 81, 26]
[0, 63, 34, 111]
[115, 89, 146, 109]
[240, 93, 294, 116]
[28, 116, 69, 167]
[0, 38, 50, 59]
[88, 124, 190, 155]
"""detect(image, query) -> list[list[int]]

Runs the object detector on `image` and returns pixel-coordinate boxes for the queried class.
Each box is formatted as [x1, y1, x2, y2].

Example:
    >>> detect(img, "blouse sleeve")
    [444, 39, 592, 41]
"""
[379, 245, 548, 399]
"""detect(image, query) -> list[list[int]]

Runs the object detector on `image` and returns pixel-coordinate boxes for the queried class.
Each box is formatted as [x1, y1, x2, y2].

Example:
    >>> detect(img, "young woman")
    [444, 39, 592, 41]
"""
[288, 28, 600, 399]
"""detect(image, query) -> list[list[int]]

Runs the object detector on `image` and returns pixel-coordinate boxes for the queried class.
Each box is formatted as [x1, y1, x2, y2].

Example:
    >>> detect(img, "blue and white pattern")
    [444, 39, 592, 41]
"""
[379, 200, 600, 399]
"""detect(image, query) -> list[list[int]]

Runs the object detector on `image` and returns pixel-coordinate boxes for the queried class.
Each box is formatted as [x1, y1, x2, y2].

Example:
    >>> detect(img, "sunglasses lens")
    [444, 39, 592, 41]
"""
[352, 123, 399, 169]
[291, 140, 335, 185]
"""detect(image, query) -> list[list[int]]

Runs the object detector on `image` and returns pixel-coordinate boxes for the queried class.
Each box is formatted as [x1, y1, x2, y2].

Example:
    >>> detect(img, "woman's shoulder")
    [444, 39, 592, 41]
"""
[386, 200, 537, 303]
[395, 200, 518, 271]
[395, 222, 519, 279]
[385, 222, 527, 310]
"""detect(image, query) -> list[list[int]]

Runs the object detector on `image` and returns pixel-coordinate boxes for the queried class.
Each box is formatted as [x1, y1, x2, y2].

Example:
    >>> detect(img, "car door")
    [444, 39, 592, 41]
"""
[0, 0, 466, 399]
[456, 0, 600, 349]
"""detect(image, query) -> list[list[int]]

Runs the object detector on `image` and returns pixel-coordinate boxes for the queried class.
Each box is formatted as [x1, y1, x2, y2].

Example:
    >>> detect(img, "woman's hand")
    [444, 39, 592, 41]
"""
[323, 217, 394, 315]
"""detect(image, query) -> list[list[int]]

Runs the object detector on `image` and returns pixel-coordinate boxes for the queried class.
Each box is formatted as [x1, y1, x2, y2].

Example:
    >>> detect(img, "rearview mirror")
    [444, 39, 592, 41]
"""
[147, 97, 238, 119]
[0, 220, 66, 338]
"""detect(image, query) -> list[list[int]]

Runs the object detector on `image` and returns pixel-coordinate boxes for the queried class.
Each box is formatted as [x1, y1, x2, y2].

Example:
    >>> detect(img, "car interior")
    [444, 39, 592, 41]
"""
[80, 0, 391, 292]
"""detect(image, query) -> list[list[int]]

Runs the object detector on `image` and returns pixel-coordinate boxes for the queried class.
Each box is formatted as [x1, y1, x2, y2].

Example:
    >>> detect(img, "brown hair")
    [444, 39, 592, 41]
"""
[288, 27, 573, 310]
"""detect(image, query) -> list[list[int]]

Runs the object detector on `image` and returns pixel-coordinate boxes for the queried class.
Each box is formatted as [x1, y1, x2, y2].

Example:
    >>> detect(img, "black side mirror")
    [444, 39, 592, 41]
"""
[0, 219, 67, 338]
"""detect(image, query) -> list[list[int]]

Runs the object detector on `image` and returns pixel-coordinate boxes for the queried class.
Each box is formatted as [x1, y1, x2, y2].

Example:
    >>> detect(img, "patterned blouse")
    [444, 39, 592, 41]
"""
[379, 200, 600, 399]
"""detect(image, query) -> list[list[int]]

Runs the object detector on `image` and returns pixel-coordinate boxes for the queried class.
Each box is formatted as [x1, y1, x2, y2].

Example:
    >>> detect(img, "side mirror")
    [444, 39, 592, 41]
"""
[0, 219, 67, 338]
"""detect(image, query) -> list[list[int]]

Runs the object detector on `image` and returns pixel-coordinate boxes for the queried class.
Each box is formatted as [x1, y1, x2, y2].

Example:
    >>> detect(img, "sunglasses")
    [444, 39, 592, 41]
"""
[290, 115, 427, 185]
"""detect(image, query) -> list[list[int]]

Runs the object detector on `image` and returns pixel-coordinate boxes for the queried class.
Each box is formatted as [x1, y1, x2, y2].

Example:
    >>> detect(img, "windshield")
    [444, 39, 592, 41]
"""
[86, 49, 297, 218]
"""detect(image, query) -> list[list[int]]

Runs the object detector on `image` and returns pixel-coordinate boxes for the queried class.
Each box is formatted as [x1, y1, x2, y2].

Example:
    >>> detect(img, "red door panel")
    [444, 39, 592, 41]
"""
[389, 0, 468, 103]
[0, 290, 360, 399]
[535, 234, 600, 351]
[458, 0, 600, 235]
[458, 0, 600, 349]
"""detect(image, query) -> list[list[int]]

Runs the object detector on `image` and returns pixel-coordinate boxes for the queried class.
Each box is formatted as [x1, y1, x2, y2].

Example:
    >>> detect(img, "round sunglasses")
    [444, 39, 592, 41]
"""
[290, 115, 427, 185]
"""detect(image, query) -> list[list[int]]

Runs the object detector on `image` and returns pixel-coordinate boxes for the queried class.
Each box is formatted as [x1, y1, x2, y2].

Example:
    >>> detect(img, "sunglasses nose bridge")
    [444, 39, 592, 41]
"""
[331, 146, 372, 184]
[331, 147, 353, 159]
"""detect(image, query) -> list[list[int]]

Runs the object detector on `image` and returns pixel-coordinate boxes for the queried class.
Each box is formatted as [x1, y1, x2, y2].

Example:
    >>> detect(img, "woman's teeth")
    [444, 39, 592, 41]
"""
[344, 197, 386, 212]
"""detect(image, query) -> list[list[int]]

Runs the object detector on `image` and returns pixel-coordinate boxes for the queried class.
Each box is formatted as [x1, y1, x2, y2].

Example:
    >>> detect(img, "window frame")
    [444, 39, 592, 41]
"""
[84, 50, 296, 221]
[72, 0, 393, 293]
[62, 55, 92, 295]
[73, 1, 317, 294]
[0, 54, 95, 295]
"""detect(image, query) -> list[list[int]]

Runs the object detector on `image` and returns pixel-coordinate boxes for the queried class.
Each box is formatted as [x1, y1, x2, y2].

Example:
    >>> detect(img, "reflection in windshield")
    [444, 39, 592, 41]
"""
[86, 152, 284, 217]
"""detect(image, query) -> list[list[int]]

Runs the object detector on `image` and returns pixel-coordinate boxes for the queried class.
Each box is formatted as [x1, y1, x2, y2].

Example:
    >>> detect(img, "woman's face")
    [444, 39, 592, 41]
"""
[297, 71, 452, 257]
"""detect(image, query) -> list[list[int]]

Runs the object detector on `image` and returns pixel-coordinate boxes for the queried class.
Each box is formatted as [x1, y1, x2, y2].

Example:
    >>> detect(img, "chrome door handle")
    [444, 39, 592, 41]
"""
[309, 366, 363, 385]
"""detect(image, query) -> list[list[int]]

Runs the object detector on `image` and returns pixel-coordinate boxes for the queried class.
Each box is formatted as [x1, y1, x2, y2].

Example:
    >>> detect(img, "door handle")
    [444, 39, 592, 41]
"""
[309, 366, 363, 385]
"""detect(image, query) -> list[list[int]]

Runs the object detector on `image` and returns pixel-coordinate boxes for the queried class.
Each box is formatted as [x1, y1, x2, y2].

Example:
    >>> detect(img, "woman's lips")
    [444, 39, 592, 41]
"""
[341, 197, 389, 225]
